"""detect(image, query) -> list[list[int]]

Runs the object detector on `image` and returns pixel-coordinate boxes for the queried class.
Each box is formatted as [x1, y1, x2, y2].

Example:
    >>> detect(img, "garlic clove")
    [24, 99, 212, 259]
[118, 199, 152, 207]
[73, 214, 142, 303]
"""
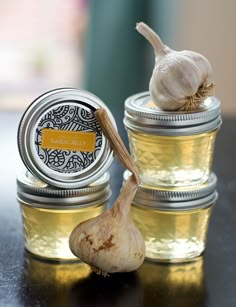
[181, 50, 213, 85]
[136, 22, 214, 111]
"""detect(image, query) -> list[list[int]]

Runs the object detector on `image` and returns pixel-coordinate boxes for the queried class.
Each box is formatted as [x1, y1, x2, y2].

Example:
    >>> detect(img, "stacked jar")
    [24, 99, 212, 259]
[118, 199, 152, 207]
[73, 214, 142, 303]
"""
[17, 88, 116, 261]
[124, 92, 221, 262]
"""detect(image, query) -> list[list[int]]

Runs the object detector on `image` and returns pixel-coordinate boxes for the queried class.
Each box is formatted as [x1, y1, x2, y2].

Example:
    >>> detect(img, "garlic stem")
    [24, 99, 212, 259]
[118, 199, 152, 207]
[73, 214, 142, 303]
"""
[95, 109, 139, 185]
[136, 22, 169, 57]
[95, 108, 139, 216]
[111, 173, 137, 218]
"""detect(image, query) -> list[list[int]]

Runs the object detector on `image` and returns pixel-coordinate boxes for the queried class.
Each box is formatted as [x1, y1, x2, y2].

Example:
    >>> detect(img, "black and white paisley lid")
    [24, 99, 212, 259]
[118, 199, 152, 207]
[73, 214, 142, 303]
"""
[17, 88, 116, 188]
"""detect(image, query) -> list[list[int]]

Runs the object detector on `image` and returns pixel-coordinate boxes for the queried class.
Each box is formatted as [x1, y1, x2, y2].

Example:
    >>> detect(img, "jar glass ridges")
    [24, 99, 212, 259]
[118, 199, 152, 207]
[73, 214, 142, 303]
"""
[123, 170, 217, 262]
[17, 170, 111, 261]
[124, 92, 221, 187]
[128, 130, 217, 187]
[132, 205, 212, 262]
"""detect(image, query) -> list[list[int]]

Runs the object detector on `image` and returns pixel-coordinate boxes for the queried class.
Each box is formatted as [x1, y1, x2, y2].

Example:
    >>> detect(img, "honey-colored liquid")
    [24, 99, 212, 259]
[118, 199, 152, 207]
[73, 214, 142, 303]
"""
[24, 253, 91, 306]
[25, 253, 91, 285]
[127, 130, 217, 187]
[138, 258, 205, 306]
[20, 202, 105, 261]
[131, 204, 213, 262]
[24, 252, 143, 307]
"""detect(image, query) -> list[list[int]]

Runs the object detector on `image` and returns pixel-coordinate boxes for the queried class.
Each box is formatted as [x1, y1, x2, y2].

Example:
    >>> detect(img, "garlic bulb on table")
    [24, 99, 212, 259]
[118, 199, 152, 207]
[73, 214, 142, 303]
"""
[136, 22, 215, 111]
[69, 109, 145, 274]
[70, 174, 145, 274]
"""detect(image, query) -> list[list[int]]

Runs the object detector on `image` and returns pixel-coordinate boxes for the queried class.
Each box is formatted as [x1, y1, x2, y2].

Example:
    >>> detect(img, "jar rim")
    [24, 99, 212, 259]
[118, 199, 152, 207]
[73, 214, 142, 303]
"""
[17, 169, 111, 207]
[123, 170, 217, 210]
[124, 92, 222, 135]
[131, 192, 218, 211]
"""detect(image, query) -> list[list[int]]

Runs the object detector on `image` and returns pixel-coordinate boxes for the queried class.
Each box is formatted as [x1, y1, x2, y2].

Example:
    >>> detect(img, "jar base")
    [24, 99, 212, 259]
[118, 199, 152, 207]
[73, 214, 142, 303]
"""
[139, 169, 209, 188]
[24, 247, 80, 263]
[145, 252, 204, 264]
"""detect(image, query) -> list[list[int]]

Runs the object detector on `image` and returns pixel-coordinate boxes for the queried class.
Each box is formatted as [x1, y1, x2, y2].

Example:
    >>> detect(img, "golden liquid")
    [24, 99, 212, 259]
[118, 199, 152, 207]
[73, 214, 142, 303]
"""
[127, 129, 217, 187]
[131, 204, 213, 262]
[25, 253, 91, 285]
[138, 258, 205, 307]
[24, 252, 143, 307]
[20, 202, 105, 261]
[24, 253, 91, 307]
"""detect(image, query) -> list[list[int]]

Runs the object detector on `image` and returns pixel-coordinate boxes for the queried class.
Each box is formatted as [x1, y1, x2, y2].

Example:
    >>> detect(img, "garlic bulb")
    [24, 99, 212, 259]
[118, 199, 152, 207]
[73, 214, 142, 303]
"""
[69, 174, 145, 274]
[69, 109, 145, 274]
[136, 22, 214, 111]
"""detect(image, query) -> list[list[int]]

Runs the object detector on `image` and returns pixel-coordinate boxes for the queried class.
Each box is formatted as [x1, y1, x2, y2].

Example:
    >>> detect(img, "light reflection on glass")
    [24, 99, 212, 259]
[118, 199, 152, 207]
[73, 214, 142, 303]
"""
[138, 257, 206, 307]
[23, 252, 143, 307]
[22, 252, 205, 306]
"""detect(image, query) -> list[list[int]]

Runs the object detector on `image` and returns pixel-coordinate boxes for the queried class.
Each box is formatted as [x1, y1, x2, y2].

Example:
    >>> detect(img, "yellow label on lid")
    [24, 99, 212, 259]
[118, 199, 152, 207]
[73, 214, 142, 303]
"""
[41, 129, 96, 152]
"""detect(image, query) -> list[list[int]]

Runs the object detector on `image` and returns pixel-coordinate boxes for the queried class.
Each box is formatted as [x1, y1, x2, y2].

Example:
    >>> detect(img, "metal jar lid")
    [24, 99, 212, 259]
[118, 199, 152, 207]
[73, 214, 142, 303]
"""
[18, 88, 116, 188]
[17, 170, 111, 208]
[124, 92, 222, 135]
[123, 170, 217, 210]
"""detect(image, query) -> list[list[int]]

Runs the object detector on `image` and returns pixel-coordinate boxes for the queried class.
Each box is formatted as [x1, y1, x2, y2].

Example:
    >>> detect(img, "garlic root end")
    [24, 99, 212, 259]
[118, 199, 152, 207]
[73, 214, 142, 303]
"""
[179, 82, 215, 111]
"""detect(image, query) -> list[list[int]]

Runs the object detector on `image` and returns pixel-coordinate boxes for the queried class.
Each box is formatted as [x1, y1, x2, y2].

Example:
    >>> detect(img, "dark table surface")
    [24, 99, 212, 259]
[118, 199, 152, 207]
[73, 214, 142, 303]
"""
[0, 108, 236, 307]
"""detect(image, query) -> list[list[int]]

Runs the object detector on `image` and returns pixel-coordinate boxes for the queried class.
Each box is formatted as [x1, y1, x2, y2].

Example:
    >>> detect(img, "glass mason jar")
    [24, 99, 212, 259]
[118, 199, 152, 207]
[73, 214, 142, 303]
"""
[124, 92, 221, 187]
[17, 170, 111, 261]
[123, 170, 217, 263]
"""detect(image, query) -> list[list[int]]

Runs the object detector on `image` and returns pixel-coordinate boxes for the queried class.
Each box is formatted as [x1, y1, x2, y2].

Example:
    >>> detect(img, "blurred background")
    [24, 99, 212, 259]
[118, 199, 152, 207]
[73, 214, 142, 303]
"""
[0, 0, 235, 115]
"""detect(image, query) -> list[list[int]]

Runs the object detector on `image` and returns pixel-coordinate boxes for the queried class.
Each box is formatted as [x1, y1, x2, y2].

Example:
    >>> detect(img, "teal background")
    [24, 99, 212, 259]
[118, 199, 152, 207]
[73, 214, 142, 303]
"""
[83, 0, 178, 110]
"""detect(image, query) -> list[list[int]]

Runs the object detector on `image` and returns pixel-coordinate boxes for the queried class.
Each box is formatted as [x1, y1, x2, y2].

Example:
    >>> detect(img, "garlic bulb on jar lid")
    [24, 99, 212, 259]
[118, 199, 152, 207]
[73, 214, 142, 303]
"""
[136, 22, 215, 111]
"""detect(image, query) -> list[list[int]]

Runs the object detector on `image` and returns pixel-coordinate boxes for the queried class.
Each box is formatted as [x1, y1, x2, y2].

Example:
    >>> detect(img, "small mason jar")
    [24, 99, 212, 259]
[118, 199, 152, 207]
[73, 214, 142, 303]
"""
[123, 170, 217, 263]
[17, 170, 111, 261]
[124, 92, 221, 187]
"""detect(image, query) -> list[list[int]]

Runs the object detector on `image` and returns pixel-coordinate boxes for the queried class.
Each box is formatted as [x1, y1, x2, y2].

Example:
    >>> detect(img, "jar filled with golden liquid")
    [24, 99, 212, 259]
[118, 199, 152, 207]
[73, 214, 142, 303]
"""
[124, 92, 221, 188]
[17, 170, 111, 261]
[123, 170, 217, 262]
[16, 88, 116, 261]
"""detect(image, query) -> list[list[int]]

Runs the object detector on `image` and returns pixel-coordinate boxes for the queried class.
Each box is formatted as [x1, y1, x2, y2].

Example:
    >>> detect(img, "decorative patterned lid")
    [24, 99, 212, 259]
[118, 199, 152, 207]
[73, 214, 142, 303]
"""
[17, 170, 111, 208]
[124, 92, 222, 135]
[123, 170, 217, 210]
[17, 88, 116, 188]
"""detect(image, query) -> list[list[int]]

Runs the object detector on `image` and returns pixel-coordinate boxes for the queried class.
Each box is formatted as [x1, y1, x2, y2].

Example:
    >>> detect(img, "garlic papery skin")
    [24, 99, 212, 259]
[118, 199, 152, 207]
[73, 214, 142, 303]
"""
[69, 174, 145, 274]
[136, 22, 214, 111]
